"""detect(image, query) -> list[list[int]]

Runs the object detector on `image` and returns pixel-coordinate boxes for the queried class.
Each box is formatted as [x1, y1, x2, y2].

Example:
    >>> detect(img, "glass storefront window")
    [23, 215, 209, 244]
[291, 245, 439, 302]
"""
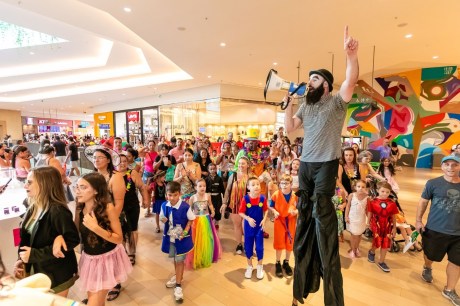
[115, 112, 127, 139]
[142, 108, 159, 141]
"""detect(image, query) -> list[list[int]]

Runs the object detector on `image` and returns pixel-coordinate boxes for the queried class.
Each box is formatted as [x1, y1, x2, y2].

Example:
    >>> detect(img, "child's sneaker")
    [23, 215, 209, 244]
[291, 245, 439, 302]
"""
[236, 244, 243, 255]
[256, 264, 264, 280]
[377, 262, 390, 272]
[165, 275, 176, 288]
[174, 286, 183, 302]
[244, 265, 253, 279]
[367, 251, 375, 263]
[282, 260, 293, 276]
[275, 262, 283, 278]
[442, 287, 460, 306]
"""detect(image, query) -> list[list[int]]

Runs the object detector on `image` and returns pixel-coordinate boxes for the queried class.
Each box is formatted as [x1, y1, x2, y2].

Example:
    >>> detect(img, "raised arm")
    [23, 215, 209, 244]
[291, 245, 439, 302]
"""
[339, 26, 359, 102]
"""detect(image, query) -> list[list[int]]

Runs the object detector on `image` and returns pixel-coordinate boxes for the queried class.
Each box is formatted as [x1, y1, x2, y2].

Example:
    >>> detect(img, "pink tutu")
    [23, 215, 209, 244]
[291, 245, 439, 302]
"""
[79, 244, 133, 293]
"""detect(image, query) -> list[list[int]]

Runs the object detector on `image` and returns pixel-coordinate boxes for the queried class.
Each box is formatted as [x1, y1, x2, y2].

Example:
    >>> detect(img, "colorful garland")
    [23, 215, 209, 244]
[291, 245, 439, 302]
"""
[125, 170, 133, 191]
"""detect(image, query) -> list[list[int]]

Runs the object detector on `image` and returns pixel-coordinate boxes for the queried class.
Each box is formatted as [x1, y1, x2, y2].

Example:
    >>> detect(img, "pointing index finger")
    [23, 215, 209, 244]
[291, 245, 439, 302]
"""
[344, 25, 349, 42]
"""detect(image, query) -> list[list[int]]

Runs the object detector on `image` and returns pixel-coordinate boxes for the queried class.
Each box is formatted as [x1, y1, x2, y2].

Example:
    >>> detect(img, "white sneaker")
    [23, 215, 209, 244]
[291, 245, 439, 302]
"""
[244, 265, 253, 279]
[174, 286, 183, 302]
[165, 275, 176, 288]
[256, 264, 264, 280]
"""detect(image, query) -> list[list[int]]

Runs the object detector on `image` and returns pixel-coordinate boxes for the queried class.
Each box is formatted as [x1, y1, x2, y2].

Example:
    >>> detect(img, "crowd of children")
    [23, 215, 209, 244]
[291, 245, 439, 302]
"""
[146, 142, 423, 303]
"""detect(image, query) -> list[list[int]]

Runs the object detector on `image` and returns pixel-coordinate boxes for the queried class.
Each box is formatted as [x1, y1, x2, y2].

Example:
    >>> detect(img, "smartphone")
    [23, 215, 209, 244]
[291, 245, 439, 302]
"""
[0, 178, 12, 194]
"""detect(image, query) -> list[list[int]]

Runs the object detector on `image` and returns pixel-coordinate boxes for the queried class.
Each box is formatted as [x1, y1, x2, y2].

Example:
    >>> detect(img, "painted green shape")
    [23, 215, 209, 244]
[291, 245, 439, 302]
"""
[360, 130, 372, 138]
[421, 66, 457, 81]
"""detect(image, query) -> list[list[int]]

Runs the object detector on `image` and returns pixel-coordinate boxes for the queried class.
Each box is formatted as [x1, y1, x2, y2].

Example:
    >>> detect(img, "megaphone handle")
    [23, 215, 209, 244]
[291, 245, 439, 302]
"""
[280, 96, 292, 110]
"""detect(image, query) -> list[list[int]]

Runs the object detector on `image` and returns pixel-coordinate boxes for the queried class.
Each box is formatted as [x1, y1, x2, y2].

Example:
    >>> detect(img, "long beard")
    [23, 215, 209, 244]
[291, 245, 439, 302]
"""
[306, 85, 325, 104]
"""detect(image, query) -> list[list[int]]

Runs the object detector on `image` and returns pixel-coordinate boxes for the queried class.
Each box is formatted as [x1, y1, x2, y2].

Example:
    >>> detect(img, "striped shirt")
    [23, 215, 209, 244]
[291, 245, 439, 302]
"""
[295, 93, 347, 162]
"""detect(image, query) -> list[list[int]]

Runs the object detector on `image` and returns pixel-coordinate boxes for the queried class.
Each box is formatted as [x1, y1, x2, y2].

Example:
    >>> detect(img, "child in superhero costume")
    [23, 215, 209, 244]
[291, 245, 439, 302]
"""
[367, 181, 398, 272]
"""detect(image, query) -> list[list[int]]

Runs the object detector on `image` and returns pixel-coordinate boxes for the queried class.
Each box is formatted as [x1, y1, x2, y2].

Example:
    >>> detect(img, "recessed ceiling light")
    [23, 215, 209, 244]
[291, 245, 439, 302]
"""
[207, 75, 212, 78]
[258, 82, 262, 85]
[122, 93, 126, 96]
[220, 42, 226, 47]
[123, 7, 131, 12]
[432, 55, 439, 59]
[273, 62, 278, 66]
[405, 34, 413, 39]
[30, 104, 34, 106]
[98, 98, 102, 101]
[29, 51, 35, 55]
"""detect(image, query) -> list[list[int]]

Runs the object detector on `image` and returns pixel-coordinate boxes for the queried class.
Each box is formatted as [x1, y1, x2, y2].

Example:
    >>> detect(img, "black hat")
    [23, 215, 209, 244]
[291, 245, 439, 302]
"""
[309, 69, 334, 92]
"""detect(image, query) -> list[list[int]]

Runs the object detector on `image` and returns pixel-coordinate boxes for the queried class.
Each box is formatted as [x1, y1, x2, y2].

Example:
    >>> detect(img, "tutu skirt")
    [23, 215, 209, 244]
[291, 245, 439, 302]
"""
[186, 215, 222, 269]
[79, 244, 133, 293]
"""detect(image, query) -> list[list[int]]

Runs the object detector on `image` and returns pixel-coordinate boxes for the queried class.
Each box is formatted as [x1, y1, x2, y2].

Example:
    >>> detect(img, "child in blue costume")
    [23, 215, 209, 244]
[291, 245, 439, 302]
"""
[239, 177, 268, 280]
[160, 181, 195, 303]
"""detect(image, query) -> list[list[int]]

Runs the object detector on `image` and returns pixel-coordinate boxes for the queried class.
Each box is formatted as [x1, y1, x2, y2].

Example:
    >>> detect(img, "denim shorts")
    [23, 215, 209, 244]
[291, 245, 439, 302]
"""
[168, 243, 186, 262]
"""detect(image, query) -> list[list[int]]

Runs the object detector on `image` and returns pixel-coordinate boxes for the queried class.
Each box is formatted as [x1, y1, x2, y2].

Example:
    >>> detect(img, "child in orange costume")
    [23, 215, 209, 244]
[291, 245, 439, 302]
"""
[269, 174, 298, 278]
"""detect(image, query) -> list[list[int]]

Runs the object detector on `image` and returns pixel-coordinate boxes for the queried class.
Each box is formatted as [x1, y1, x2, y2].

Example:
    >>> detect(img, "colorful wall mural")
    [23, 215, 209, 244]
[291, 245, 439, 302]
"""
[345, 66, 460, 168]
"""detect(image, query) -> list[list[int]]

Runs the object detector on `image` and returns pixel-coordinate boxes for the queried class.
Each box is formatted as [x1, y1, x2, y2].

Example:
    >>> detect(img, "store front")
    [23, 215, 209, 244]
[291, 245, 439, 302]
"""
[94, 112, 114, 138]
[21, 116, 73, 137]
[73, 120, 95, 137]
[114, 107, 159, 145]
[159, 99, 277, 142]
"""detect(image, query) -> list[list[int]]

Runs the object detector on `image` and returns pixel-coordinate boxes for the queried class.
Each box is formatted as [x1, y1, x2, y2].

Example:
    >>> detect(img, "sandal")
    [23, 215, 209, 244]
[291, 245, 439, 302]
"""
[107, 283, 121, 301]
[128, 255, 136, 265]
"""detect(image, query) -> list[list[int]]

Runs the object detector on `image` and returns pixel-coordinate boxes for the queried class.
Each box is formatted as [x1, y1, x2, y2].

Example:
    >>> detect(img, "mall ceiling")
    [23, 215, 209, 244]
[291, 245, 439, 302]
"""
[0, 0, 459, 116]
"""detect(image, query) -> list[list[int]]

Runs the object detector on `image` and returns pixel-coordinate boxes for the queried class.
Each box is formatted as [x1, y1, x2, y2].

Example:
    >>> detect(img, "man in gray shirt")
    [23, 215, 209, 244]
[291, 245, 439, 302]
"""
[285, 26, 359, 306]
[416, 155, 460, 305]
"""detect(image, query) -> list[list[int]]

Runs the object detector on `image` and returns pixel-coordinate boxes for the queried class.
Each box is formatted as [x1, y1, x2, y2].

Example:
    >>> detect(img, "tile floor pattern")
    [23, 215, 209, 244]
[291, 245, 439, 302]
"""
[68, 168, 457, 305]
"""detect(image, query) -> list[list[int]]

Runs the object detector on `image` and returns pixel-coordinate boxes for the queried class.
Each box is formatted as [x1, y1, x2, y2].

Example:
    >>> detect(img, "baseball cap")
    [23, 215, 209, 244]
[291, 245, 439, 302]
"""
[441, 155, 460, 164]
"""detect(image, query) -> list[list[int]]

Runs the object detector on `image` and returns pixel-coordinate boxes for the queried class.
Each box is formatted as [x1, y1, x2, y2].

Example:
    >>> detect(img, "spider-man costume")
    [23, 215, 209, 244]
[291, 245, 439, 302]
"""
[368, 198, 398, 249]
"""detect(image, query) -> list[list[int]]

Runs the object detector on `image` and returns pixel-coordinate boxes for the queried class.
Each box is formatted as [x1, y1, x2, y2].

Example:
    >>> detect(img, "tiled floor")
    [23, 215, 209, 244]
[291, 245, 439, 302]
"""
[68, 167, 457, 305]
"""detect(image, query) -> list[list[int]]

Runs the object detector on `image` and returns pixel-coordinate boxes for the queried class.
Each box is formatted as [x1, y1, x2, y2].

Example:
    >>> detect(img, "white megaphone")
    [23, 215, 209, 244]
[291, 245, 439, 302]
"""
[264, 69, 308, 110]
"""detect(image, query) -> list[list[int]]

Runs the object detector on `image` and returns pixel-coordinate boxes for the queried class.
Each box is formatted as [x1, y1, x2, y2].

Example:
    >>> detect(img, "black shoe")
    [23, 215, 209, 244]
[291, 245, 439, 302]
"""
[282, 260, 293, 276]
[236, 244, 243, 255]
[275, 262, 283, 278]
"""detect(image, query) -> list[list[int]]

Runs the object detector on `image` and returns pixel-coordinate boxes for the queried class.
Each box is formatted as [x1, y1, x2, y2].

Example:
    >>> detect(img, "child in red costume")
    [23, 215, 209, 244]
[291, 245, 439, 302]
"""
[269, 174, 298, 278]
[367, 181, 398, 272]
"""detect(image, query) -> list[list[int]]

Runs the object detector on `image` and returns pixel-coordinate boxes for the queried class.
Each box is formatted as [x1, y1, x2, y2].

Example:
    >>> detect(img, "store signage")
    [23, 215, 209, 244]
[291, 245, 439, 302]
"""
[26, 117, 34, 125]
[98, 115, 106, 120]
[38, 119, 49, 124]
[56, 121, 68, 125]
[198, 127, 206, 133]
[127, 111, 140, 122]
[99, 124, 110, 129]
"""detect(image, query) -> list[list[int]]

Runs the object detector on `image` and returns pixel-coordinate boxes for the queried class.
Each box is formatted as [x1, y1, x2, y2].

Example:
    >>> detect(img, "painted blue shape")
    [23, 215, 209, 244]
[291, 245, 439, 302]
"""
[416, 146, 437, 168]
[384, 109, 392, 130]
[448, 113, 460, 121]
